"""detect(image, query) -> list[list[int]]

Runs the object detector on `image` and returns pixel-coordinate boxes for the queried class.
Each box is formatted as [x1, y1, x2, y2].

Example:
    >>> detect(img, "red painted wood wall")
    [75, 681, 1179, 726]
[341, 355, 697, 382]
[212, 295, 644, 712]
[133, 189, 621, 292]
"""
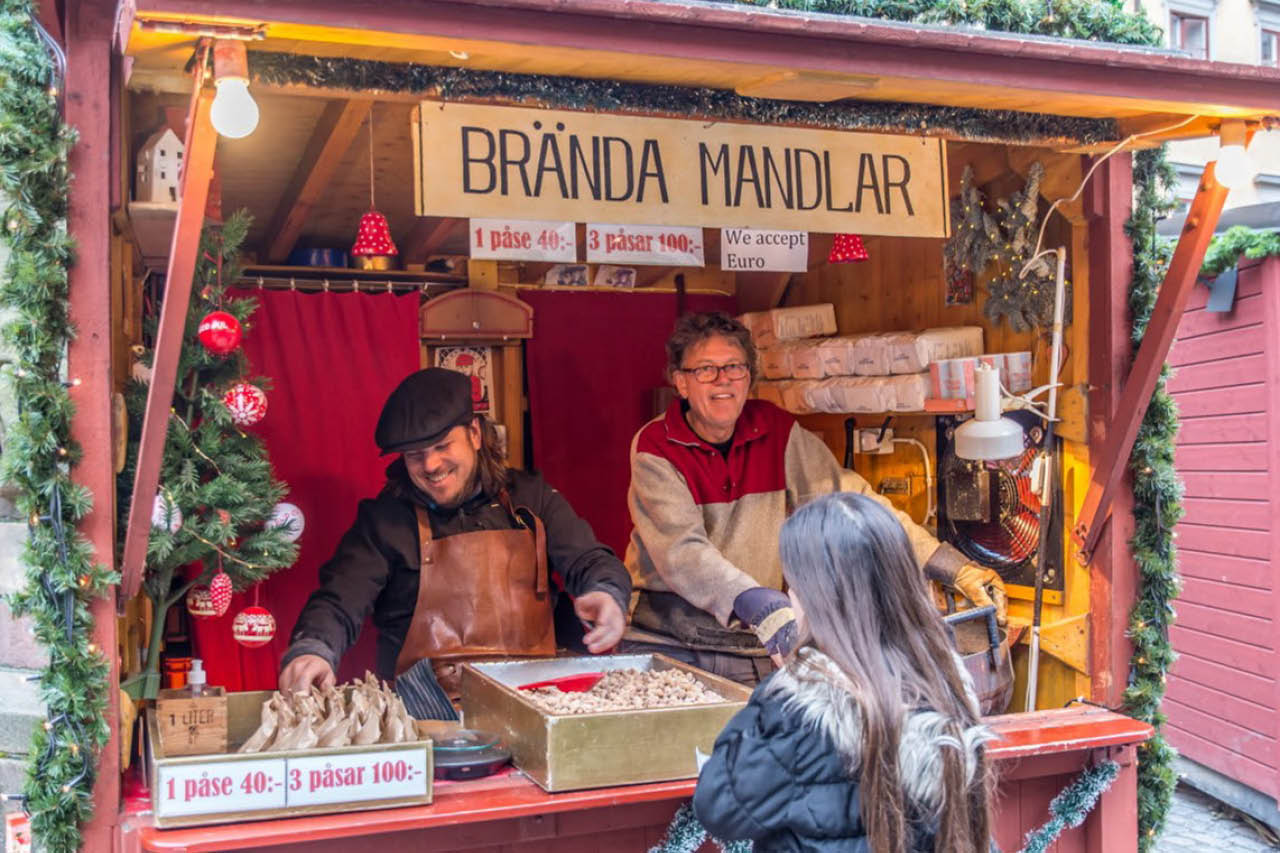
[1167, 254, 1280, 803]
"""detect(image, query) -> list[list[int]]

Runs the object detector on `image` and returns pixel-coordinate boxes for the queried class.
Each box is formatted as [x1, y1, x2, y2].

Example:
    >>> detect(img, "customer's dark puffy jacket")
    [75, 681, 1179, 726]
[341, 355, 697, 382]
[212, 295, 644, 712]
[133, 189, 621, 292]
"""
[693, 647, 992, 853]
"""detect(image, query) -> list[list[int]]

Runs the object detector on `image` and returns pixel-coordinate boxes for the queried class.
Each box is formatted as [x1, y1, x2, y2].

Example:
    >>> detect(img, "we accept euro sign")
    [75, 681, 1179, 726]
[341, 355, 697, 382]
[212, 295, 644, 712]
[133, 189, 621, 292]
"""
[413, 102, 948, 238]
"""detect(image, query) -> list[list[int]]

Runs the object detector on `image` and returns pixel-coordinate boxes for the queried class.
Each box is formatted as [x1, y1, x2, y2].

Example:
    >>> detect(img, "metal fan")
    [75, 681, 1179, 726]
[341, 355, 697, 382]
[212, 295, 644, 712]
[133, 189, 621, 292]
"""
[937, 410, 1062, 592]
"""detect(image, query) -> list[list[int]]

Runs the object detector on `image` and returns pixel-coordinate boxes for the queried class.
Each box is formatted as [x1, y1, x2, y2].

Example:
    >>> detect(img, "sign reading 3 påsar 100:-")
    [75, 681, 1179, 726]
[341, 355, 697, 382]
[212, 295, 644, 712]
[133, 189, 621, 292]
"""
[413, 103, 949, 237]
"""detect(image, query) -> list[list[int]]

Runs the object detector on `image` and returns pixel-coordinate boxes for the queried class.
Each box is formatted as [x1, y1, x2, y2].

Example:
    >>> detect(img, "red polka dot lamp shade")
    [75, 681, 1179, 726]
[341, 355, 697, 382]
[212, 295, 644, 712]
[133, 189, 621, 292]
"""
[352, 210, 399, 257]
[827, 233, 869, 263]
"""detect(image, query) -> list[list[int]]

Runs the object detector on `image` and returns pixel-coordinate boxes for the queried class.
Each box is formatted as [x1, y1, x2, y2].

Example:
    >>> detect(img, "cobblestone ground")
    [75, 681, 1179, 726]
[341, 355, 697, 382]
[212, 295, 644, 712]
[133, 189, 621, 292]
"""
[1158, 785, 1279, 851]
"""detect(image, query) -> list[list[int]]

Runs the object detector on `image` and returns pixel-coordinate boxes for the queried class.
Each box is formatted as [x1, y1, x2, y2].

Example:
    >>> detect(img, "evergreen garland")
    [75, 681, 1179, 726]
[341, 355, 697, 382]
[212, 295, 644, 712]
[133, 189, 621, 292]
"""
[117, 211, 299, 700]
[1124, 147, 1183, 851]
[0, 1, 115, 851]
[1018, 760, 1121, 853]
[1200, 224, 1280, 278]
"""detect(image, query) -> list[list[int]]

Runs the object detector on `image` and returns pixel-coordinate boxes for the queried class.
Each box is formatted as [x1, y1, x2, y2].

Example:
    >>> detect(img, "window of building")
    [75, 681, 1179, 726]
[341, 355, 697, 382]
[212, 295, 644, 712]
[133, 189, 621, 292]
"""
[1171, 11, 1210, 58]
[1263, 30, 1279, 66]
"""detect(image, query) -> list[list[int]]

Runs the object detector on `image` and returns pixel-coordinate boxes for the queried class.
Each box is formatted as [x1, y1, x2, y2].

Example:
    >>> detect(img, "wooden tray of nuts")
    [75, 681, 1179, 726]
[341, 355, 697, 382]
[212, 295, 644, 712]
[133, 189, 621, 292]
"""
[460, 654, 751, 792]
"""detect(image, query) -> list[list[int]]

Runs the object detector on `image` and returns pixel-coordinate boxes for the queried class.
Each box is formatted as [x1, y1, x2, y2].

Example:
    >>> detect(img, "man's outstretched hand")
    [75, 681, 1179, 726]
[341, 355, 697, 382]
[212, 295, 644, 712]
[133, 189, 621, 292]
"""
[575, 591, 627, 653]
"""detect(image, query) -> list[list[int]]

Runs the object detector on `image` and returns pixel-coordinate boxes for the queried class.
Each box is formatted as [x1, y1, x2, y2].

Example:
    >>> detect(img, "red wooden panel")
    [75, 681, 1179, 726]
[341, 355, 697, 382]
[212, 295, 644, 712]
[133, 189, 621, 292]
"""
[1170, 324, 1266, 367]
[1175, 523, 1270, 559]
[1173, 442, 1268, 472]
[1176, 413, 1269, 445]
[1166, 724, 1279, 799]
[1179, 497, 1270, 530]
[1166, 676, 1276, 737]
[1178, 549, 1272, 588]
[1179, 471, 1270, 502]
[1170, 650, 1276, 707]
[1178, 576, 1273, 619]
[1164, 697, 1276, 761]
[1171, 384, 1268, 418]
[1170, 625, 1274, 677]
[1020, 775, 1088, 853]
[1175, 600, 1273, 648]
[1166, 354, 1266, 394]
[1176, 293, 1266, 337]
[1181, 271, 1265, 311]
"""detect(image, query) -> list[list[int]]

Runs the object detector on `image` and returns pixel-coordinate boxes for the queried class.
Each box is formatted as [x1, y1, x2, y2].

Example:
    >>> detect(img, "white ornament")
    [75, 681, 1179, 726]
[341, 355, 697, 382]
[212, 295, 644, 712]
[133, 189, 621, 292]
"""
[151, 493, 182, 532]
[267, 502, 305, 542]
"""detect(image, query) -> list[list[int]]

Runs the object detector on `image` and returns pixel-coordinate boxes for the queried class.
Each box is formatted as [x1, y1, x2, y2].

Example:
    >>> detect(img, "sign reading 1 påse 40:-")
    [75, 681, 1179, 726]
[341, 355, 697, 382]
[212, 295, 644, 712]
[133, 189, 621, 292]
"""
[413, 103, 948, 237]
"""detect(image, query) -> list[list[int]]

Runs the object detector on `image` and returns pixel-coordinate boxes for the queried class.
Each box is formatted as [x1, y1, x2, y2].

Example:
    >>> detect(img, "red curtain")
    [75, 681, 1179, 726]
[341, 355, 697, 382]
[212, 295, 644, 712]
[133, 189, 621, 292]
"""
[188, 289, 421, 691]
[521, 291, 736, 557]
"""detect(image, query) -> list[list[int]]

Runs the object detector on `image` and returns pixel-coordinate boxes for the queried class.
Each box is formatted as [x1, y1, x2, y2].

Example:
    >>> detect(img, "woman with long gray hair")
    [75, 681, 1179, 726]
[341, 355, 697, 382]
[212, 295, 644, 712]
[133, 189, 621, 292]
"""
[694, 492, 993, 852]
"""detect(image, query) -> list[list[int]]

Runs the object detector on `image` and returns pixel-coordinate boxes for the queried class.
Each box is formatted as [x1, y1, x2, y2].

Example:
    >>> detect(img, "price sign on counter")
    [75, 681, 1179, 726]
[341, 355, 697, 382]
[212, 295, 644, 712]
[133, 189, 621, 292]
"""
[720, 228, 809, 272]
[586, 223, 704, 266]
[155, 758, 287, 818]
[286, 749, 430, 807]
[470, 218, 577, 262]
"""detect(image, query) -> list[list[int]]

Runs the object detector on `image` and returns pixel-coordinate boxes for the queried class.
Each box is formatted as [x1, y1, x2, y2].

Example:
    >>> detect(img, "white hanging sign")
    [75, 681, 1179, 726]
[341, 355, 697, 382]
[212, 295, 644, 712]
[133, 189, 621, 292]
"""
[469, 218, 577, 262]
[154, 758, 287, 818]
[286, 750, 430, 807]
[720, 228, 809, 272]
[586, 223, 704, 266]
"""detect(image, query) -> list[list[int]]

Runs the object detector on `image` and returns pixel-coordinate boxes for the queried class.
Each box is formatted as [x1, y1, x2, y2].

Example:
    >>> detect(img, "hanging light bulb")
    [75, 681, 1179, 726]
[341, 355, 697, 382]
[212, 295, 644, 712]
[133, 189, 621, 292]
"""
[210, 40, 259, 139]
[1214, 119, 1255, 193]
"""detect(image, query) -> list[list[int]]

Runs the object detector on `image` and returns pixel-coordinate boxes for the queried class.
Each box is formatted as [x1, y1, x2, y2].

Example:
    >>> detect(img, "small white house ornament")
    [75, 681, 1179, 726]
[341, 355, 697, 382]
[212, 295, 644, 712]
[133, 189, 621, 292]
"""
[136, 127, 184, 203]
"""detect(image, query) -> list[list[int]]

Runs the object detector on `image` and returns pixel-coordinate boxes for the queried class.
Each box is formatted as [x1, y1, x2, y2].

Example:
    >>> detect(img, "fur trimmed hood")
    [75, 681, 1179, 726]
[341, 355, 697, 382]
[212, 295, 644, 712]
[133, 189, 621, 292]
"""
[762, 646, 993, 819]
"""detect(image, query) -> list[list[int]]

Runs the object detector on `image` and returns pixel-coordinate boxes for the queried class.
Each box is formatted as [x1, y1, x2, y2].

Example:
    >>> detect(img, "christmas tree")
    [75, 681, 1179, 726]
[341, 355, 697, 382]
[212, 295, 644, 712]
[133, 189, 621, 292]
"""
[118, 211, 298, 699]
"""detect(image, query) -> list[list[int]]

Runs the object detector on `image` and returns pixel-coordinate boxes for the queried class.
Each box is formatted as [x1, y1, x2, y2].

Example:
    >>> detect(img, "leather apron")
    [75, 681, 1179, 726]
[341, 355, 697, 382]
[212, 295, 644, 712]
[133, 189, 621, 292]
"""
[393, 492, 555, 699]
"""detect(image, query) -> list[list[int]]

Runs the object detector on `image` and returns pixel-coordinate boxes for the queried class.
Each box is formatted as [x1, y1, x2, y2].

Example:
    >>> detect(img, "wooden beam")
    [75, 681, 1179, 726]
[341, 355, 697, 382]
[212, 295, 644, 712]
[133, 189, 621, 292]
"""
[735, 271, 793, 313]
[120, 85, 218, 600]
[263, 98, 372, 263]
[403, 217, 463, 265]
[1073, 161, 1230, 567]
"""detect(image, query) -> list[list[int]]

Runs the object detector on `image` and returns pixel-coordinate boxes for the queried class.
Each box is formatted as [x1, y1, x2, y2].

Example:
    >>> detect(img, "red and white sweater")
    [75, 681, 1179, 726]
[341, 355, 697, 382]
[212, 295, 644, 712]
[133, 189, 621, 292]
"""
[624, 399, 964, 650]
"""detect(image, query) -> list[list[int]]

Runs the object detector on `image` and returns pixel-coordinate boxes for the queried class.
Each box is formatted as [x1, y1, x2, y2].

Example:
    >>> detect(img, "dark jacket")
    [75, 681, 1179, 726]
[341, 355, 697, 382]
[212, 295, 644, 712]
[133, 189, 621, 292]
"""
[284, 460, 632, 679]
[693, 648, 991, 853]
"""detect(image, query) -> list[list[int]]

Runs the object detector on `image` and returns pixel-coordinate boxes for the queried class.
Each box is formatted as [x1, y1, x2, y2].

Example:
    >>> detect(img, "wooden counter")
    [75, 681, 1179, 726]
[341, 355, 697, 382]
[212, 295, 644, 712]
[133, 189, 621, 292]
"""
[121, 707, 1151, 853]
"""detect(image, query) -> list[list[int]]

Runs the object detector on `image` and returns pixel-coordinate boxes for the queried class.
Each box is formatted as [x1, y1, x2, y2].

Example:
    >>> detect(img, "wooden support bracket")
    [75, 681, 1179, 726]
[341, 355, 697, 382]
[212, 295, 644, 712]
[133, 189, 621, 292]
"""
[119, 86, 218, 600]
[1072, 161, 1230, 566]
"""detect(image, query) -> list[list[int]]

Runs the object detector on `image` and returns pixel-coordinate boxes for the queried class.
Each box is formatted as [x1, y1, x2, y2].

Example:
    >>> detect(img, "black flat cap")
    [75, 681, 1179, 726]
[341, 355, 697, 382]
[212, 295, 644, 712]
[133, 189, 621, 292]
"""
[375, 368, 474, 454]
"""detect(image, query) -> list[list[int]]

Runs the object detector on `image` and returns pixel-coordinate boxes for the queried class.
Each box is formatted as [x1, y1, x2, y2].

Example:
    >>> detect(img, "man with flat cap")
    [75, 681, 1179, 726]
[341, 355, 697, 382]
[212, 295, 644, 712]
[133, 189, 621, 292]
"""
[280, 368, 631, 719]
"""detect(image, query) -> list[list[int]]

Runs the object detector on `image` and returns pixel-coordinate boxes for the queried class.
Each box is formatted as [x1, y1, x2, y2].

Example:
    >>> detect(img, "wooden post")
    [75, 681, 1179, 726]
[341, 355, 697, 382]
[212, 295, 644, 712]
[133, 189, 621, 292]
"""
[1074, 162, 1230, 566]
[119, 83, 218, 599]
[64, 0, 120, 848]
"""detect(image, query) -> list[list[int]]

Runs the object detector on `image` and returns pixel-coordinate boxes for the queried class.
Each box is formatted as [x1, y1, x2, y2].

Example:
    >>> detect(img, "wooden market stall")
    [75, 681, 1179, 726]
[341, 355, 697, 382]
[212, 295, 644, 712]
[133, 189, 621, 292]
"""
[35, 0, 1280, 850]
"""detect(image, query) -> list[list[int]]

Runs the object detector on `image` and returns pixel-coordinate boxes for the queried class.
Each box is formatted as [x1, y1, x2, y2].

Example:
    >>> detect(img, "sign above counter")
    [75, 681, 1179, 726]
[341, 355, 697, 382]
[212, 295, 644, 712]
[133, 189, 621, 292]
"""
[413, 103, 949, 237]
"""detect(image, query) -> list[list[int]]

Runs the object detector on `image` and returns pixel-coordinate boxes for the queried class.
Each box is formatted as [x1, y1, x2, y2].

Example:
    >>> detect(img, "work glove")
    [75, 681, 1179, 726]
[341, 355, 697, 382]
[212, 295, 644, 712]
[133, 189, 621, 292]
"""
[733, 587, 799, 658]
[952, 563, 1008, 627]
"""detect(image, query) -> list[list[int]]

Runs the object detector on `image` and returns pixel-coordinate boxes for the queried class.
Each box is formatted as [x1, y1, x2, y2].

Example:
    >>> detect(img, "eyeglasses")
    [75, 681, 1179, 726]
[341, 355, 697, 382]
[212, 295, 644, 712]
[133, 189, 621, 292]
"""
[679, 362, 750, 383]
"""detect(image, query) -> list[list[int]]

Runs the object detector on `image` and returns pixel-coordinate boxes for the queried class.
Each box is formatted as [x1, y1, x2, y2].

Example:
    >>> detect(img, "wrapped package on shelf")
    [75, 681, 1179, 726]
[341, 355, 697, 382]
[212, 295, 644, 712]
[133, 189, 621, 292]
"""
[816, 335, 870, 376]
[780, 380, 819, 414]
[813, 377, 896, 414]
[889, 374, 931, 411]
[930, 351, 1033, 400]
[752, 379, 790, 408]
[886, 326, 985, 374]
[759, 345, 794, 380]
[788, 339, 827, 379]
[738, 304, 837, 349]
[852, 334, 893, 376]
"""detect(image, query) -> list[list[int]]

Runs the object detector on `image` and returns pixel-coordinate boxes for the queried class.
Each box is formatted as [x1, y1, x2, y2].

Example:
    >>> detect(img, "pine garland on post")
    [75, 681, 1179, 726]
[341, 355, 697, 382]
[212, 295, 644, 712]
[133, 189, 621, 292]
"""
[1124, 147, 1183, 851]
[0, 2, 115, 851]
[117, 211, 298, 700]
[1018, 760, 1121, 853]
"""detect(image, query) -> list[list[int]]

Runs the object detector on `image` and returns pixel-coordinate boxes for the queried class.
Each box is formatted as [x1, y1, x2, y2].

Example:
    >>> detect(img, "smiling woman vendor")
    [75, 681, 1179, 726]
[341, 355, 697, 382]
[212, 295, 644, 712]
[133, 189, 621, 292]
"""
[623, 312, 1007, 685]
[279, 368, 631, 719]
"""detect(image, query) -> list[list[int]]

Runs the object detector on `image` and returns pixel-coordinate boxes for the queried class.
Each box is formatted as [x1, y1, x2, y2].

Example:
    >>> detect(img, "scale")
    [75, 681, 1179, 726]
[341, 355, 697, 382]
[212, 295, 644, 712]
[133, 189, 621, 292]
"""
[431, 729, 511, 781]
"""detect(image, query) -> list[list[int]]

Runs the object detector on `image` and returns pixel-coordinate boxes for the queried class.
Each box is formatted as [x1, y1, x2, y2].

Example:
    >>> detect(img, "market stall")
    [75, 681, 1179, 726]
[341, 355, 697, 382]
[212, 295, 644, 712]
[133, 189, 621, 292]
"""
[8, 0, 1280, 851]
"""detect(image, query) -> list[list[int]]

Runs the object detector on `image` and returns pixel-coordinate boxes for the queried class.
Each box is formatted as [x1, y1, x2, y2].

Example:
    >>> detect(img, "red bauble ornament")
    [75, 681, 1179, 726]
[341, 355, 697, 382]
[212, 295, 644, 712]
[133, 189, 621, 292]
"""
[186, 586, 218, 620]
[209, 571, 233, 617]
[223, 383, 267, 426]
[232, 606, 276, 648]
[197, 311, 243, 355]
[351, 210, 399, 257]
[827, 233, 869, 264]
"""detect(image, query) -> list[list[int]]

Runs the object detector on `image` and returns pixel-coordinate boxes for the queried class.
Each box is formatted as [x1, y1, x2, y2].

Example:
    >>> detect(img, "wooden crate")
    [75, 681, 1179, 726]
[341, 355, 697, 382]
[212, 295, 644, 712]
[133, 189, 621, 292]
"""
[460, 654, 750, 792]
[154, 686, 228, 756]
[145, 690, 432, 828]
